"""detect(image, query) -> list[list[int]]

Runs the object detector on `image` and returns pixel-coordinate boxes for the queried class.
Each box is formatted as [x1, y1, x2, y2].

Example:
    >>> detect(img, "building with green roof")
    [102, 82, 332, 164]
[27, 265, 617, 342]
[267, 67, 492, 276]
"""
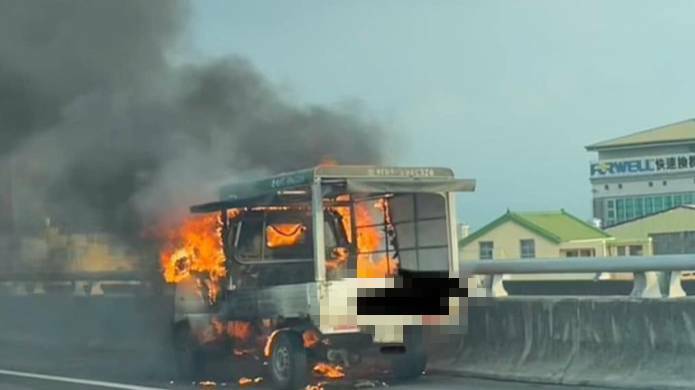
[459, 209, 614, 261]
[586, 119, 695, 227]
[605, 205, 695, 256]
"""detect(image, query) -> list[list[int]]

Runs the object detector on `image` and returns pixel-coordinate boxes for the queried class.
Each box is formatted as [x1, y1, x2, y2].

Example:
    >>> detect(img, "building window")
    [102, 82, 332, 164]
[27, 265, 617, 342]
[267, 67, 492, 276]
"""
[618, 183, 623, 189]
[654, 196, 664, 212]
[645, 197, 654, 214]
[563, 249, 595, 257]
[649, 181, 654, 187]
[663, 180, 668, 186]
[479, 241, 494, 260]
[629, 245, 643, 256]
[625, 198, 634, 219]
[520, 239, 535, 258]
[616, 245, 643, 256]
[616, 199, 625, 221]
[605, 199, 616, 223]
[580, 249, 595, 257]
[604, 184, 609, 190]
[665, 195, 673, 209]
[606, 193, 695, 225]
[634, 198, 644, 217]
[651, 231, 695, 254]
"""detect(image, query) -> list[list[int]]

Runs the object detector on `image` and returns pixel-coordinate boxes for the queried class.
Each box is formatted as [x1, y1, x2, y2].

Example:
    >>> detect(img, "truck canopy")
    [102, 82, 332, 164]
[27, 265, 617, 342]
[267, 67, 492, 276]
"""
[190, 165, 475, 213]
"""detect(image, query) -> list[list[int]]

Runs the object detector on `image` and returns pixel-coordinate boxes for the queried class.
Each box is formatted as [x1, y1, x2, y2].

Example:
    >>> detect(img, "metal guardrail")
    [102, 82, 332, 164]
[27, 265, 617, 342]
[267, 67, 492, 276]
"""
[0, 271, 155, 296]
[0, 280, 151, 296]
[460, 254, 695, 298]
[4, 255, 695, 298]
[0, 271, 144, 282]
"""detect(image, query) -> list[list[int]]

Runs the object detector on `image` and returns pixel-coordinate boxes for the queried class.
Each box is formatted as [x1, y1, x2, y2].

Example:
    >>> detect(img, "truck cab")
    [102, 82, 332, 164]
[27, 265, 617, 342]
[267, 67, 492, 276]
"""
[172, 165, 474, 389]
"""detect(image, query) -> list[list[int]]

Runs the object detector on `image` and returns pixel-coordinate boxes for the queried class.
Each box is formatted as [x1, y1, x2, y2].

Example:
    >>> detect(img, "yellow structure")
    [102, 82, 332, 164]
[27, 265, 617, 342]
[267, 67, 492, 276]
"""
[19, 228, 139, 273]
[459, 210, 614, 261]
[605, 205, 695, 255]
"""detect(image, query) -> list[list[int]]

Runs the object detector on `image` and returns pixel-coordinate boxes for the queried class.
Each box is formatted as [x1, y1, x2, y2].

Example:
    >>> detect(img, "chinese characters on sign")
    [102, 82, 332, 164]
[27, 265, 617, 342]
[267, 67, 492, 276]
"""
[368, 167, 436, 177]
[590, 154, 695, 177]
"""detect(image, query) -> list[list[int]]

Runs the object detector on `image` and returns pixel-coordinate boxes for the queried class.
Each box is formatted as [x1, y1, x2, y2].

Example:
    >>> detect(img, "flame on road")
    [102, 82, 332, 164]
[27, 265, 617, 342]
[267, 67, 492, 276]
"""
[313, 362, 345, 379]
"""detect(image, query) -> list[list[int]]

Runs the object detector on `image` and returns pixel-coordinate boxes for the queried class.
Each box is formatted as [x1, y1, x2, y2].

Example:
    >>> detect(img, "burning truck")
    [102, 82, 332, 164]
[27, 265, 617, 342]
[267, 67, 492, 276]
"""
[161, 165, 474, 389]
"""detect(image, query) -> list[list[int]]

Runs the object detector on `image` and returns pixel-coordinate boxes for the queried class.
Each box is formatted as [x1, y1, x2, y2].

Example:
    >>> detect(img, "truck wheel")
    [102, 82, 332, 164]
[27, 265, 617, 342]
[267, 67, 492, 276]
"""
[173, 325, 204, 380]
[269, 332, 308, 390]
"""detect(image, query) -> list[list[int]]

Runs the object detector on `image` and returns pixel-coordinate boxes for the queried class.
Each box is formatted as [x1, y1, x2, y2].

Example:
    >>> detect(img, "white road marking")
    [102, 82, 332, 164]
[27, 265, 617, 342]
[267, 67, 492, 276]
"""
[0, 369, 168, 390]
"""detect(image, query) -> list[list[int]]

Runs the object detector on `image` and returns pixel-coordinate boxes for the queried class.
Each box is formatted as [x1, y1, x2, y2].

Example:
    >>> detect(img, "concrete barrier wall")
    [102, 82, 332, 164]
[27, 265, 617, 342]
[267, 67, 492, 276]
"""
[0, 295, 174, 349]
[0, 294, 177, 378]
[430, 297, 695, 389]
[7, 292, 695, 388]
[0, 288, 175, 381]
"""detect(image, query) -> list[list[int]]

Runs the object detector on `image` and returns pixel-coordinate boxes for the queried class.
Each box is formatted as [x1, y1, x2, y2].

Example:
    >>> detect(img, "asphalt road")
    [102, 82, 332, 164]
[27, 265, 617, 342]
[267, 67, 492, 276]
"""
[0, 295, 613, 390]
[0, 370, 613, 390]
[0, 335, 614, 390]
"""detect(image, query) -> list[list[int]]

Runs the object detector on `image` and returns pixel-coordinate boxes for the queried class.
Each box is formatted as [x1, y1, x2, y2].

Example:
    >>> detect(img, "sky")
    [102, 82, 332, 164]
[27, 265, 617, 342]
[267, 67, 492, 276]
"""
[187, 0, 695, 229]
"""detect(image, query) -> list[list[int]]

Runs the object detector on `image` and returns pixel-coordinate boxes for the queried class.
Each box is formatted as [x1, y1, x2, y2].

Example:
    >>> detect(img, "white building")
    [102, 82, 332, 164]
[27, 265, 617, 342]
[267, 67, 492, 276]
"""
[586, 119, 695, 227]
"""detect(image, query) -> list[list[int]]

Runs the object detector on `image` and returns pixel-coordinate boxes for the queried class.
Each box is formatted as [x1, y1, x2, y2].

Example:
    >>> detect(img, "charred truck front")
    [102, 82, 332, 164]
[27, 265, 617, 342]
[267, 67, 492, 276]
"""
[172, 165, 474, 389]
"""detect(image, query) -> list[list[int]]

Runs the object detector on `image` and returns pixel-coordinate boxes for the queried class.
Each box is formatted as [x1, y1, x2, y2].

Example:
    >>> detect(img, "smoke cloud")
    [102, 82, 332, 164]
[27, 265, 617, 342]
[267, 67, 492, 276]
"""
[0, 0, 383, 244]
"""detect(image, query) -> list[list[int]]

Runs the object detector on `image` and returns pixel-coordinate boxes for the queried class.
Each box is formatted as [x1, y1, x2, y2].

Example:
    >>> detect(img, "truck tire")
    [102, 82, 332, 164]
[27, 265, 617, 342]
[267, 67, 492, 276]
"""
[173, 325, 205, 381]
[391, 327, 427, 380]
[268, 332, 308, 390]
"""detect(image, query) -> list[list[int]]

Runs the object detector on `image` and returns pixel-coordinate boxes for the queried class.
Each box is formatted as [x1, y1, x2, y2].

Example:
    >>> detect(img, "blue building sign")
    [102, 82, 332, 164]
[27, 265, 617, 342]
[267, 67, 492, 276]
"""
[590, 154, 695, 177]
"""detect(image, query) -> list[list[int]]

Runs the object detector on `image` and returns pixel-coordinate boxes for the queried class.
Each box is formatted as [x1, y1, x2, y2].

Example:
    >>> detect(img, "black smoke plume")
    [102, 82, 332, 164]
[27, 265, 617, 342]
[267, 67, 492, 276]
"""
[0, 0, 383, 244]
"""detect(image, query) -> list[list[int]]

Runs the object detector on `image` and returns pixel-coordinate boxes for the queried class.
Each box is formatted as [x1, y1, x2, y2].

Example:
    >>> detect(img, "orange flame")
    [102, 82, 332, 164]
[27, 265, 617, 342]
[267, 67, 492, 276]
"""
[226, 321, 253, 342]
[329, 197, 399, 278]
[239, 377, 253, 386]
[355, 200, 398, 278]
[239, 377, 262, 386]
[302, 329, 321, 349]
[313, 362, 345, 379]
[159, 214, 226, 282]
[266, 223, 306, 249]
[325, 247, 349, 272]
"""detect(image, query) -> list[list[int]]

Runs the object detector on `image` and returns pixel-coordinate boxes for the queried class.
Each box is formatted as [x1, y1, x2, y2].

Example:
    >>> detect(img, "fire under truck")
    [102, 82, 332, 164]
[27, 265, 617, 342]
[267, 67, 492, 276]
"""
[172, 165, 474, 389]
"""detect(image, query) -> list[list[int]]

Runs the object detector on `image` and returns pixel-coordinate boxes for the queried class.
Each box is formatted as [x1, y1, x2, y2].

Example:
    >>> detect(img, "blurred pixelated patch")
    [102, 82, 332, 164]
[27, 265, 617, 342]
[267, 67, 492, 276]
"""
[356, 270, 467, 315]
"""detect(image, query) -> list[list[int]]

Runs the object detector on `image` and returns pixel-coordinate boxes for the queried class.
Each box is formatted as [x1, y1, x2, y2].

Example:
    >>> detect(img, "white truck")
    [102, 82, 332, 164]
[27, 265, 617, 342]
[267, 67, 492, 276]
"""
[172, 165, 474, 389]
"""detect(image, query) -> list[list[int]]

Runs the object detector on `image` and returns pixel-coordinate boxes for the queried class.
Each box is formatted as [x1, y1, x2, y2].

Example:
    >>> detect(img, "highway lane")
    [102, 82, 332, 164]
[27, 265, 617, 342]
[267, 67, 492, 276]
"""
[0, 341, 615, 390]
[0, 370, 614, 390]
[0, 294, 612, 390]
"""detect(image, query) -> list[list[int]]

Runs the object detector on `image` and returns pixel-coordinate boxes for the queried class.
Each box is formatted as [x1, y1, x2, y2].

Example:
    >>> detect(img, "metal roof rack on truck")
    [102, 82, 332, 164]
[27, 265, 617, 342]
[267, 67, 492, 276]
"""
[191, 165, 475, 213]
